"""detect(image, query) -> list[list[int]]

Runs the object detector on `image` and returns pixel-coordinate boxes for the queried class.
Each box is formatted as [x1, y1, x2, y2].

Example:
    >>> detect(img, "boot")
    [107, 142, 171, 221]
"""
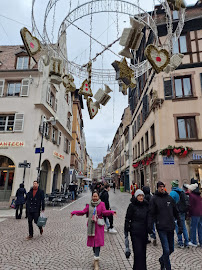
[94, 257, 99, 270]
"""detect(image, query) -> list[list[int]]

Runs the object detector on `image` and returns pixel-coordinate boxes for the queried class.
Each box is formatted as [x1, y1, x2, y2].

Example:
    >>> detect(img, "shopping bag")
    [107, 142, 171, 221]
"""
[37, 213, 47, 227]
[10, 199, 16, 209]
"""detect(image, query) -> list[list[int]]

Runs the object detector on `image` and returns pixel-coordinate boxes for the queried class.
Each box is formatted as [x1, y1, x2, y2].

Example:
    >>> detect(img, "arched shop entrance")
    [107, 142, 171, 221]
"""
[52, 164, 61, 192]
[0, 156, 15, 201]
[40, 160, 51, 194]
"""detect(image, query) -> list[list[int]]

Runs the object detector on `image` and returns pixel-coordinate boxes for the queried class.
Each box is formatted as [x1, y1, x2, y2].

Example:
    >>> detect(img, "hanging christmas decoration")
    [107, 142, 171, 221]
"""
[159, 145, 193, 157]
[145, 44, 170, 74]
[94, 84, 113, 106]
[167, 0, 186, 11]
[87, 98, 100, 119]
[112, 57, 134, 85]
[133, 152, 156, 168]
[20, 27, 41, 57]
[49, 57, 63, 85]
[62, 74, 76, 93]
[118, 80, 128, 95]
[79, 79, 93, 99]
[119, 17, 144, 59]
[87, 61, 92, 88]
[163, 53, 184, 73]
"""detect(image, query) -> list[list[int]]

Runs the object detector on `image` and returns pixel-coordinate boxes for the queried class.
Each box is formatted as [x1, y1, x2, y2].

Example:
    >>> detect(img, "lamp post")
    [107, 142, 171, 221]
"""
[37, 116, 57, 183]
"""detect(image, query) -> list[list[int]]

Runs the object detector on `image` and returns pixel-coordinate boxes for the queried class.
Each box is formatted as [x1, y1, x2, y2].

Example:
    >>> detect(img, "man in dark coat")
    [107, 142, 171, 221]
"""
[148, 181, 182, 270]
[15, 183, 26, 219]
[26, 180, 45, 239]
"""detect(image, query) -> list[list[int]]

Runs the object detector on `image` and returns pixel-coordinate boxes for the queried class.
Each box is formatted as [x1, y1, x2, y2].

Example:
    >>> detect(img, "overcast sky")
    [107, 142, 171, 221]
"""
[0, 0, 197, 168]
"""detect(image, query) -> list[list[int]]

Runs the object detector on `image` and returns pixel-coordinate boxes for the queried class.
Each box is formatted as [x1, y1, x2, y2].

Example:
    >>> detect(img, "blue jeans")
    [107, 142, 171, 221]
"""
[70, 191, 75, 200]
[150, 224, 156, 240]
[158, 230, 174, 270]
[175, 213, 189, 246]
[190, 216, 202, 245]
[93, 247, 100, 257]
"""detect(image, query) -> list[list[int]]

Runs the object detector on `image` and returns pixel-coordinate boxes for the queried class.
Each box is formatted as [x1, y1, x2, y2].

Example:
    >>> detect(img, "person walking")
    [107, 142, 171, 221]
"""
[69, 182, 75, 201]
[170, 180, 189, 248]
[113, 180, 116, 193]
[26, 180, 45, 240]
[124, 189, 149, 270]
[100, 184, 117, 234]
[148, 181, 182, 270]
[15, 183, 26, 219]
[186, 183, 202, 247]
[71, 190, 116, 270]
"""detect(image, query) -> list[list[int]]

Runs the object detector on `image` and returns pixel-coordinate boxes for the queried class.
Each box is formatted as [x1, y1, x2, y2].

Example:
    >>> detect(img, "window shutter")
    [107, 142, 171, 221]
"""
[57, 131, 61, 145]
[64, 138, 67, 153]
[54, 98, 58, 112]
[46, 86, 51, 104]
[40, 115, 46, 135]
[20, 79, 30, 96]
[68, 141, 71, 154]
[14, 113, 24, 132]
[0, 80, 5, 97]
[143, 95, 148, 122]
[164, 79, 173, 100]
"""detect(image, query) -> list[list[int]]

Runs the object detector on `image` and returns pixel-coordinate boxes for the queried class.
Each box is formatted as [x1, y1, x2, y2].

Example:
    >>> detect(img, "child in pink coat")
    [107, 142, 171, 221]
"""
[71, 190, 116, 270]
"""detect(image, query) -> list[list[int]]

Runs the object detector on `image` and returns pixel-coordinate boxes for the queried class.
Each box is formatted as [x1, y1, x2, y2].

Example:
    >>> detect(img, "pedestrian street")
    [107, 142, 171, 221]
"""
[0, 190, 201, 270]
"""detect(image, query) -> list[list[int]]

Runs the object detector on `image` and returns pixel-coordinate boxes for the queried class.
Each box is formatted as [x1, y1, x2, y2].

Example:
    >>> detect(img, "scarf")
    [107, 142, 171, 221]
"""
[87, 199, 101, 237]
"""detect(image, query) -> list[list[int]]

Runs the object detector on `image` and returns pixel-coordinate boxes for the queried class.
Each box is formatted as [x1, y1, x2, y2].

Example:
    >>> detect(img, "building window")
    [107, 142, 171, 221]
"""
[150, 124, 156, 146]
[141, 137, 144, 155]
[173, 10, 179, 20]
[7, 82, 21, 96]
[0, 115, 15, 131]
[138, 141, 140, 157]
[174, 76, 192, 98]
[172, 35, 187, 54]
[177, 117, 197, 139]
[52, 127, 57, 143]
[67, 115, 71, 130]
[145, 131, 149, 150]
[64, 138, 70, 154]
[16, 57, 29, 69]
[135, 145, 137, 159]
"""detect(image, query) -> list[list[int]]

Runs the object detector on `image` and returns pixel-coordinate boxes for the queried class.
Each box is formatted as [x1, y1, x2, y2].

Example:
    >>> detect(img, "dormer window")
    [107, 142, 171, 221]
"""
[16, 56, 29, 69]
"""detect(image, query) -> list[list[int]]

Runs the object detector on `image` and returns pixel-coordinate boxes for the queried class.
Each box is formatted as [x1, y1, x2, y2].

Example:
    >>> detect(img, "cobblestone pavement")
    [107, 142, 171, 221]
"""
[0, 190, 201, 270]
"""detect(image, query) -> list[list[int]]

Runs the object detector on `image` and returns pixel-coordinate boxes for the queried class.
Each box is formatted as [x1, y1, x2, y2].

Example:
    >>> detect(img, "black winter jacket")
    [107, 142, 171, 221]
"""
[142, 186, 152, 203]
[148, 191, 182, 232]
[124, 197, 149, 235]
[15, 187, 26, 205]
[26, 188, 45, 213]
[100, 189, 110, 209]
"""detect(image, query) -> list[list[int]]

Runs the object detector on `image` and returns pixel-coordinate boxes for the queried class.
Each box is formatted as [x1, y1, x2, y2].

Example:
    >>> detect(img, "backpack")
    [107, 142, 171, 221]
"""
[176, 191, 189, 213]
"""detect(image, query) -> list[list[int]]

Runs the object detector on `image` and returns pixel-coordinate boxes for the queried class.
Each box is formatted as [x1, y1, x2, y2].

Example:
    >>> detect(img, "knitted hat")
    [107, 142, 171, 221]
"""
[157, 181, 165, 188]
[135, 189, 144, 198]
[184, 183, 198, 191]
[171, 180, 179, 187]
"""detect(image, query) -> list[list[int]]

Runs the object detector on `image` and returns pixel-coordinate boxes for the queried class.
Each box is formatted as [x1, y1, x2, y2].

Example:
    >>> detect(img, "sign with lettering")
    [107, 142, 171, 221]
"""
[192, 153, 202, 160]
[163, 156, 174, 165]
[53, 151, 64, 160]
[0, 142, 25, 148]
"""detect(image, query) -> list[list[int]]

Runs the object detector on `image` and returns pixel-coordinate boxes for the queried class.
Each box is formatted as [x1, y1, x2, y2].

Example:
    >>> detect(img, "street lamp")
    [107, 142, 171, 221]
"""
[37, 116, 57, 182]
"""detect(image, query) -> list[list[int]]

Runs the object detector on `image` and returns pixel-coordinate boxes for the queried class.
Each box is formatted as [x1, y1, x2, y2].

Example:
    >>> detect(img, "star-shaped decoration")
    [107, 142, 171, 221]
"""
[167, 0, 186, 11]
[112, 57, 134, 86]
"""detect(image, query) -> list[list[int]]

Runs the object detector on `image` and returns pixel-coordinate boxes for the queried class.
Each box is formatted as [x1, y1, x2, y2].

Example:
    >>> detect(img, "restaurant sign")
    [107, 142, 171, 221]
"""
[53, 151, 64, 160]
[0, 141, 25, 149]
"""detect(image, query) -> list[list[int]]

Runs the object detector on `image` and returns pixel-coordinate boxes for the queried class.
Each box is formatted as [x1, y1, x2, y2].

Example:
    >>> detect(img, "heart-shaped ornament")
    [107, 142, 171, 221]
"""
[173, 148, 181, 154]
[20, 27, 41, 57]
[145, 45, 170, 74]
[87, 98, 99, 119]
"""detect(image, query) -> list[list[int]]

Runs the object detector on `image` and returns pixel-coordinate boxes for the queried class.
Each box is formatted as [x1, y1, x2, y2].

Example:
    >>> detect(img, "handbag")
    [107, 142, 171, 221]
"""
[37, 213, 47, 227]
[10, 199, 16, 209]
[97, 218, 105, 226]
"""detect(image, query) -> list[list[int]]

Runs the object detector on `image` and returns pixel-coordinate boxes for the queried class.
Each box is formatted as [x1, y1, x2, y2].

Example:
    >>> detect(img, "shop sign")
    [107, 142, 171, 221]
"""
[53, 151, 64, 160]
[163, 156, 174, 165]
[193, 153, 202, 160]
[0, 141, 25, 149]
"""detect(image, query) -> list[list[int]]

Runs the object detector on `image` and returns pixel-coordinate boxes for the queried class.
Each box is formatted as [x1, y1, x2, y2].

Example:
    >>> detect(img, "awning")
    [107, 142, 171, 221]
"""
[82, 178, 92, 182]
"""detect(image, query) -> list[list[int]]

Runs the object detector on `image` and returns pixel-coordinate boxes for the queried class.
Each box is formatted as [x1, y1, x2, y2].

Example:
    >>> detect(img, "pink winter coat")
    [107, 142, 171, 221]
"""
[71, 201, 115, 247]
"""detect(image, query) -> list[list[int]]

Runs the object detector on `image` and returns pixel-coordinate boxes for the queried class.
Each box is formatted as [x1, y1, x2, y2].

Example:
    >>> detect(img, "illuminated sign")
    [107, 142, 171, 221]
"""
[0, 142, 25, 148]
[53, 151, 64, 160]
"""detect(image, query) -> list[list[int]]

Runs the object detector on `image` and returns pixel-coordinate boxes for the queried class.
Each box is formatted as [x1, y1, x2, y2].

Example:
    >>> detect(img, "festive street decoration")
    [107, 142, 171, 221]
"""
[62, 74, 76, 93]
[20, 27, 41, 57]
[145, 45, 170, 74]
[87, 61, 92, 88]
[94, 84, 113, 106]
[112, 57, 134, 85]
[87, 98, 100, 119]
[118, 80, 128, 95]
[133, 152, 156, 168]
[159, 145, 193, 157]
[167, 0, 186, 11]
[49, 57, 63, 85]
[119, 17, 144, 59]
[79, 79, 93, 99]
[164, 53, 184, 73]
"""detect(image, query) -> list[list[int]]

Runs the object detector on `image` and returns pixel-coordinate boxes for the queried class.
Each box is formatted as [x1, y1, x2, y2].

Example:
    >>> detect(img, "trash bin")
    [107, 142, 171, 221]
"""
[120, 186, 124, 192]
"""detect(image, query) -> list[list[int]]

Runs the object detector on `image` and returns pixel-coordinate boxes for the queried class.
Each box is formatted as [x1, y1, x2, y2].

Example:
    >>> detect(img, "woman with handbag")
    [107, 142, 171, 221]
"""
[71, 190, 116, 270]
